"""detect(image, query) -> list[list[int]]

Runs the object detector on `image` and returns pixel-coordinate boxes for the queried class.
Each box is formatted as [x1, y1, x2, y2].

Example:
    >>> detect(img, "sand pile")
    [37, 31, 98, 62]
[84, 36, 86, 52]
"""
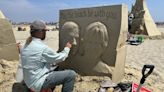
[0, 59, 18, 92]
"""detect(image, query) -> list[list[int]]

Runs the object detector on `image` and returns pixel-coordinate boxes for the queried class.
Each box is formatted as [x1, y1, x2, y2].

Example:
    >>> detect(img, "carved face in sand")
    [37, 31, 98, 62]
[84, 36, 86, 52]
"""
[83, 22, 108, 60]
[60, 21, 79, 55]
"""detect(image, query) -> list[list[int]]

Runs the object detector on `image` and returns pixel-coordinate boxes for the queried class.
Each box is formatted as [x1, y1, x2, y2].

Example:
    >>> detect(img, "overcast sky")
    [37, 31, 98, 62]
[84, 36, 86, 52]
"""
[0, 0, 163, 22]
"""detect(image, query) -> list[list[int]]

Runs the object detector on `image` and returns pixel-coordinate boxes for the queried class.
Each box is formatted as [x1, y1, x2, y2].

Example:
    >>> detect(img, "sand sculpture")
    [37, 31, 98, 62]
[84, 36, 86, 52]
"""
[0, 11, 19, 60]
[59, 21, 80, 55]
[129, 0, 161, 36]
[0, 10, 5, 19]
[59, 4, 128, 83]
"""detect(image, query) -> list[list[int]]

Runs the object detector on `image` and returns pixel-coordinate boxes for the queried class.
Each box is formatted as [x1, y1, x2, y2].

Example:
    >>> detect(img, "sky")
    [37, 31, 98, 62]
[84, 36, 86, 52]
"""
[0, 0, 163, 22]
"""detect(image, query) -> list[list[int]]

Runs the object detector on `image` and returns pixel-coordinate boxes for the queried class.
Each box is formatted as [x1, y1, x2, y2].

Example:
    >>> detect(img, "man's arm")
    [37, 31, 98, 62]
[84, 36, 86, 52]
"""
[42, 42, 72, 64]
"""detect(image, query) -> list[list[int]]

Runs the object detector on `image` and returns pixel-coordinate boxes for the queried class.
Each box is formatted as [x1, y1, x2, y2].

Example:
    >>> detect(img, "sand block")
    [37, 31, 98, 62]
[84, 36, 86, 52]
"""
[59, 4, 128, 83]
[0, 19, 19, 60]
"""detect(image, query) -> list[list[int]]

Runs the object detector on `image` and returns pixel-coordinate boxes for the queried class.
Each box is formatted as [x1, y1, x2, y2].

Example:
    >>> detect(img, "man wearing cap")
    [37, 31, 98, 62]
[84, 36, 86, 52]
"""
[21, 20, 76, 92]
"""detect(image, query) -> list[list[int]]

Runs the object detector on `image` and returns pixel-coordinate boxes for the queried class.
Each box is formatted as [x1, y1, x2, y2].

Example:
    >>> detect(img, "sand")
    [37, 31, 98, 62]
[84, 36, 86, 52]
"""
[0, 26, 164, 92]
[0, 59, 18, 92]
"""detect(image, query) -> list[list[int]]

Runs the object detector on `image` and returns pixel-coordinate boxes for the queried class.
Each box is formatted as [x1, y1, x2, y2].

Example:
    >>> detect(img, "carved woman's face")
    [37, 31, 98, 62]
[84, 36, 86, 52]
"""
[83, 22, 108, 59]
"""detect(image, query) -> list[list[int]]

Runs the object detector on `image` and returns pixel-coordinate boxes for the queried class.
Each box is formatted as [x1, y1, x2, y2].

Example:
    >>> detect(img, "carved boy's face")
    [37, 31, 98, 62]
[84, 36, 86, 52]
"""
[61, 22, 79, 55]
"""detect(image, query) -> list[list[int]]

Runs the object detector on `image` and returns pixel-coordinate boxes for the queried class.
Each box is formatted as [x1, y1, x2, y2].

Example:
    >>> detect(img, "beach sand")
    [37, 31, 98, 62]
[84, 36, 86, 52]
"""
[0, 26, 164, 92]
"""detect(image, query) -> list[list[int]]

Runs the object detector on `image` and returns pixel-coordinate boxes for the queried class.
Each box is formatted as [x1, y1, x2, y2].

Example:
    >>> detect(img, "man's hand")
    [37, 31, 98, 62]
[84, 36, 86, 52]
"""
[16, 42, 22, 53]
[66, 42, 72, 49]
